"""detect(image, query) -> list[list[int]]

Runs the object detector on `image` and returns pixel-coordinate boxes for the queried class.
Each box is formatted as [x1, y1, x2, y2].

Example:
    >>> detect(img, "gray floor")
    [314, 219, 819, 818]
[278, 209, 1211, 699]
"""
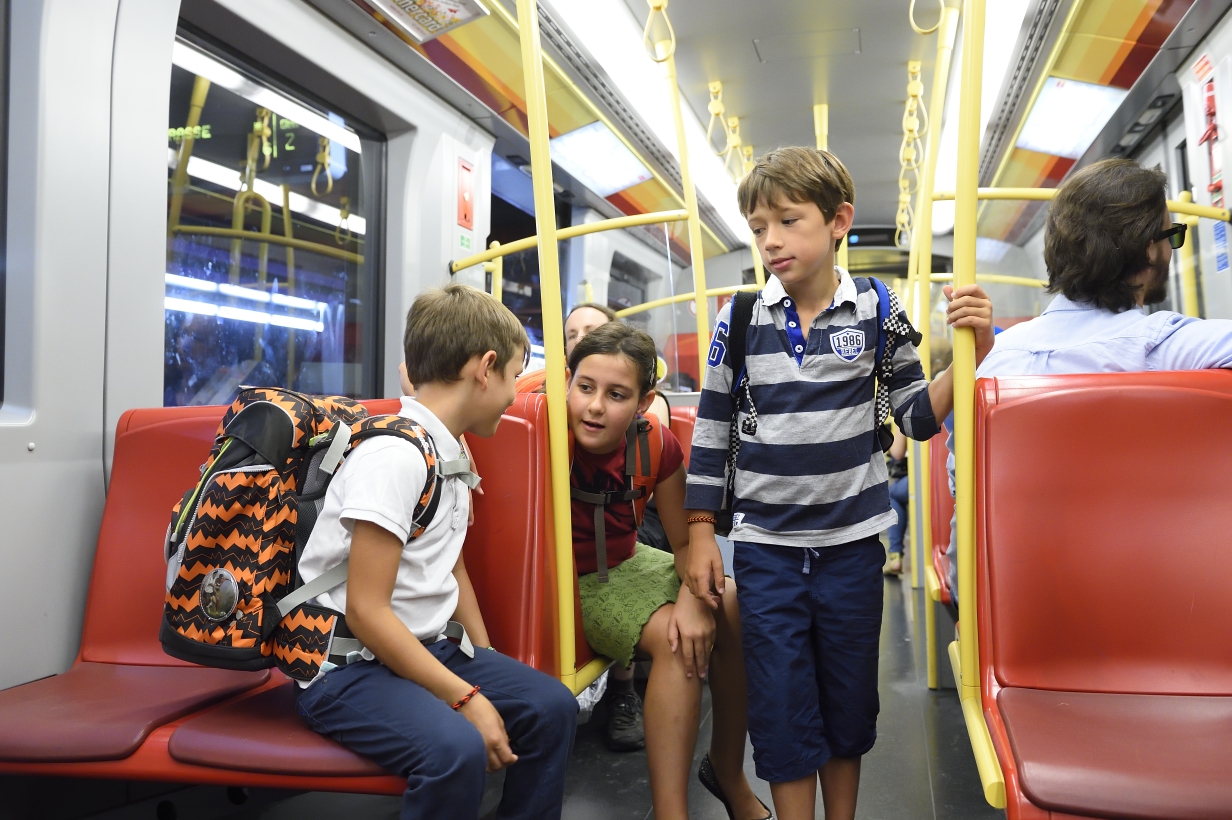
[2, 570, 1005, 820]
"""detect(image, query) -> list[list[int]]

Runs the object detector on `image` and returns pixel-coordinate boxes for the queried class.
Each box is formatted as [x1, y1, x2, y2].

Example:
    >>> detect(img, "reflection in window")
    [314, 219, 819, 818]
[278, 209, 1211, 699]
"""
[164, 39, 380, 406]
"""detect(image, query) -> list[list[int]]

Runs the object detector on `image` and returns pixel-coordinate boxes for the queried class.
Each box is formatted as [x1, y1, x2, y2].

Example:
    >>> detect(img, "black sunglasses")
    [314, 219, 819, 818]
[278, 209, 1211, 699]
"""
[1155, 222, 1187, 250]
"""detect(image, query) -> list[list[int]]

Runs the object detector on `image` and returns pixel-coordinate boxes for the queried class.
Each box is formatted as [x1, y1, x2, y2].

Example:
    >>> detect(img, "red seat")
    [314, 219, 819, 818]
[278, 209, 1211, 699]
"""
[0, 664, 269, 763]
[668, 404, 697, 468]
[168, 681, 387, 776]
[928, 426, 953, 605]
[975, 372, 1232, 819]
[0, 396, 489, 794]
[0, 405, 272, 768]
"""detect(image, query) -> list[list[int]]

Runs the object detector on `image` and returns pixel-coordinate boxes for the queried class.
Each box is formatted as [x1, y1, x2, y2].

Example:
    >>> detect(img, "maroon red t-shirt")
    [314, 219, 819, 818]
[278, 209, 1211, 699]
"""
[571, 426, 684, 575]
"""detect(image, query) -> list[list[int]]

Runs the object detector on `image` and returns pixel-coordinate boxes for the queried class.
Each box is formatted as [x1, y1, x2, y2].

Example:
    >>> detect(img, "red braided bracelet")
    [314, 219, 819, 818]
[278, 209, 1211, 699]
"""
[451, 685, 481, 711]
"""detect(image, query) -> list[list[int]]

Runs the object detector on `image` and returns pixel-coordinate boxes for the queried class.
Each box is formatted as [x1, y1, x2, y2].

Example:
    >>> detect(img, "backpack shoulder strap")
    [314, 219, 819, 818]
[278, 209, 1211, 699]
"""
[631, 413, 665, 517]
[866, 276, 891, 369]
[726, 291, 759, 395]
[346, 415, 443, 541]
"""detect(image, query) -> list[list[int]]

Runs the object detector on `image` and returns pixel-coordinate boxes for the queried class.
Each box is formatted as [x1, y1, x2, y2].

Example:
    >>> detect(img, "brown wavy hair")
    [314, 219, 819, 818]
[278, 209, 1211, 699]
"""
[1044, 158, 1168, 312]
[567, 321, 658, 398]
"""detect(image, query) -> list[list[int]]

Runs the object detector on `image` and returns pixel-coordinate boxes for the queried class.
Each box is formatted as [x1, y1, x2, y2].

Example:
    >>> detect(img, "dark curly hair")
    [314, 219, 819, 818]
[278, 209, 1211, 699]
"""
[567, 321, 658, 398]
[1044, 158, 1168, 312]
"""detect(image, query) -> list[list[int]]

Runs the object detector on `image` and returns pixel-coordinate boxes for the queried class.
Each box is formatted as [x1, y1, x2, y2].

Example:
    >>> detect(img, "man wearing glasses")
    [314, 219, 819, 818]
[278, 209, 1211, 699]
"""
[943, 157, 1231, 603]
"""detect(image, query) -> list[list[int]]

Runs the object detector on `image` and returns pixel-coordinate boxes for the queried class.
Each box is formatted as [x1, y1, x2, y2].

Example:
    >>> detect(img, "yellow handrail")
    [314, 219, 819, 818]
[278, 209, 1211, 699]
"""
[952, 0, 1006, 808]
[449, 209, 688, 273]
[1176, 191, 1201, 317]
[905, 5, 958, 599]
[932, 187, 1232, 222]
[172, 225, 363, 264]
[930, 273, 1044, 288]
[484, 0, 728, 257]
[649, 0, 711, 389]
[613, 284, 758, 318]
[514, 0, 578, 694]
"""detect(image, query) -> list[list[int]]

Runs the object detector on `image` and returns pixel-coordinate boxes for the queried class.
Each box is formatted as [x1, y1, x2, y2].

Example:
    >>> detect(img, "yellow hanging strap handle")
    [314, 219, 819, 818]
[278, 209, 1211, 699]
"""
[909, 0, 944, 34]
[724, 116, 745, 181]
[897, 62, 926, 249]
[312, 136, 333, 196]
[334, 196, 352, 246]
[643, 0, 675, 62]
[705, 81, 728, 156]
[256, 108, 272, 171]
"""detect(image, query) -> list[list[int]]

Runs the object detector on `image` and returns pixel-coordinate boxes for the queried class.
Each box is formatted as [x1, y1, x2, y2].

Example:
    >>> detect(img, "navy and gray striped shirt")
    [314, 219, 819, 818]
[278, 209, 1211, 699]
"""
[684, 270, 940, 548]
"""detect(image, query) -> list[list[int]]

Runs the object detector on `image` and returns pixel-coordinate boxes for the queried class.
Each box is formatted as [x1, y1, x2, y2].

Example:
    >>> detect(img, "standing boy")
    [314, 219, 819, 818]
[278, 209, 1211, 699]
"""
[683, 147, 995, 820]
[297, 284, 578, 819]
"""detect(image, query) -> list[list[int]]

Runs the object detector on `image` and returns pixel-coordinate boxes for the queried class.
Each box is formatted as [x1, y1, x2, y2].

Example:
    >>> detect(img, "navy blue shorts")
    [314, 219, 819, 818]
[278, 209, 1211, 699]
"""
[733, 535, 884, 783]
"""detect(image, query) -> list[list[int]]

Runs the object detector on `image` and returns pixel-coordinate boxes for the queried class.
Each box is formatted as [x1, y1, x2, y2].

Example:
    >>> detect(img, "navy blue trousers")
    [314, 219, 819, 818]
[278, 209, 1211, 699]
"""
[734, 536, 884, 783]
[297, 642, 577, 820]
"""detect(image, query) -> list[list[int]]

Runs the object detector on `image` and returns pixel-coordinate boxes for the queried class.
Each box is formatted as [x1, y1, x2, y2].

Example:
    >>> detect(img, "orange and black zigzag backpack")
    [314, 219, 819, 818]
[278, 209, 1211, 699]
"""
[160, 387, 463, 682]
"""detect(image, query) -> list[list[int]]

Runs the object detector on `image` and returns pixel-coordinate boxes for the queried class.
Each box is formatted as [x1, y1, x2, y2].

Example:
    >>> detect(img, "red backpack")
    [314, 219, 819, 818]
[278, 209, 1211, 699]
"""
[160, 387, 458, 682]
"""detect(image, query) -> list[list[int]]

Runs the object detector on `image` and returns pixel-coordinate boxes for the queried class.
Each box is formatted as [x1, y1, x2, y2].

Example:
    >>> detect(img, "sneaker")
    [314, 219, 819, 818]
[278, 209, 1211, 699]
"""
[605, 688, 645, 751]
[883, 552, 903, 575]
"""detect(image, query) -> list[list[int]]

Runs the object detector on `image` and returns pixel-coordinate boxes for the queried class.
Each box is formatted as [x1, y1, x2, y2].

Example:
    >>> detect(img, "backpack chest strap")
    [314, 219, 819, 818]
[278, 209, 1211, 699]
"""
[570, 485, 642, 584]
[438, 457, 481, 489]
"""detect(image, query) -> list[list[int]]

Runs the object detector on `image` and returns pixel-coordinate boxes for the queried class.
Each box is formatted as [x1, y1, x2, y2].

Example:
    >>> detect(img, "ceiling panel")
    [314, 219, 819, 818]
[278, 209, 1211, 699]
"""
[623, 0, 942, 227]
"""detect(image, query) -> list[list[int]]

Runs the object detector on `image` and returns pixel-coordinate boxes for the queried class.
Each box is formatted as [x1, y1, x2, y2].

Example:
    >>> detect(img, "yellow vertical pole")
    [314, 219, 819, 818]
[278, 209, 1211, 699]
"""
[281, 184, 297, 387]
[916, 8, 961, 675]
[813, 103, 829, 151]
[953, 0, 1006, 807]
[750, 239, 765, 287]
[953, 0, 982, 694]
[815, 104, 850, 271]
[168, 76, 211, 235]
[515, 0, 575, 692]
[1177, 190, 1200, 317]
[654, 31, 710, 384]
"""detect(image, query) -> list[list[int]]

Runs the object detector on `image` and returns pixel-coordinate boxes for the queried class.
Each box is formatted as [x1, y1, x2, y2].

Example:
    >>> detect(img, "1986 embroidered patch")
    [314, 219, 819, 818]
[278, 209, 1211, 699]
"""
[830, 328, 865, 362]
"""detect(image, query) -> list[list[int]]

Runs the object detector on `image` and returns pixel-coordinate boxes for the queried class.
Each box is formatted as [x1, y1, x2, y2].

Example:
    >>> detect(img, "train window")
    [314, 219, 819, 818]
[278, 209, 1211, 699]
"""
[164, 38, 382, 406]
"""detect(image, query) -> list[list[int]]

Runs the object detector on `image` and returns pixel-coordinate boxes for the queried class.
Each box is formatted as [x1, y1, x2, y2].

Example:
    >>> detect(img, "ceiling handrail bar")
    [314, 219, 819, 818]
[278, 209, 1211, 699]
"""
[932, 187, 1231, 222]
[613, 284, 758, 318]
[448, 209, 688, 274]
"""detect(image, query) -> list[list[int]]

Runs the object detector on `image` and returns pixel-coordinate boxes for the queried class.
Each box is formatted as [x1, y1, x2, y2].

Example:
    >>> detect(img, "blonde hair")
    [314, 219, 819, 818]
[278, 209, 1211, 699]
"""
[404, 284, 529, 385]
[738, 146, 855, 249]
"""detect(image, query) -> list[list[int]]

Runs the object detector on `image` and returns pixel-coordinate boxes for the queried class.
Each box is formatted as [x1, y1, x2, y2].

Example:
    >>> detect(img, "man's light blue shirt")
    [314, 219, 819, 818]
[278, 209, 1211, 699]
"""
[974, 292, 1232, 377]
[943, 293, 1232, 600]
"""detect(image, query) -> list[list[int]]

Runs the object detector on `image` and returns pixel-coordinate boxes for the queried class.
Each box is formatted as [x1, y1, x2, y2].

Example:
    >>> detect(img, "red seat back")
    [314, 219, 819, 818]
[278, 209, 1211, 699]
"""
[929, 427, 953, 603]
[80, 397, 412, 666]
[82, 406, 227, 664]
[668, 404, 697, 469]
[463, 393, 559, 673]
[977, 371, 1232, 695]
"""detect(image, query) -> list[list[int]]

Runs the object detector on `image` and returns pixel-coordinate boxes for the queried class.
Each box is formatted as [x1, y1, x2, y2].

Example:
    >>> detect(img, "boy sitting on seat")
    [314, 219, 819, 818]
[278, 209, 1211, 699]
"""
[297, 284, 578, 820]
[684, 147, 995, 820]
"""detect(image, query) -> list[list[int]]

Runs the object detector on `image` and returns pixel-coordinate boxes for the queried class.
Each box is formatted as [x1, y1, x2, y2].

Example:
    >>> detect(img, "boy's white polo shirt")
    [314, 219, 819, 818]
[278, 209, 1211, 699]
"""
[298, 397, 469, 654]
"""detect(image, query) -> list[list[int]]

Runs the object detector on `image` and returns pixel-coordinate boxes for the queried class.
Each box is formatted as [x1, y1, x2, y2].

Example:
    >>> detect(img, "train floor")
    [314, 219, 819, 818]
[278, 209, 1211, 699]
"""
[2, 570, 1005, 820]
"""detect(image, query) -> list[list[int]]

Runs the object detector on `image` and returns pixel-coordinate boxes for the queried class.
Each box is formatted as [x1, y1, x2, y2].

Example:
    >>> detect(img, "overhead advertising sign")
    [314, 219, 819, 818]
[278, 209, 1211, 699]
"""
[363, 0, 490, 44]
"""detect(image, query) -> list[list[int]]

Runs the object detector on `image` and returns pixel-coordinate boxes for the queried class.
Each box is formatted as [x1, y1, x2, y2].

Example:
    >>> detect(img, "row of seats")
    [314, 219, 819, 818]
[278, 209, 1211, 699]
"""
[945, 371, 1232, 819]
[0, 394, 563, 793]
[0, 392, 702, 793]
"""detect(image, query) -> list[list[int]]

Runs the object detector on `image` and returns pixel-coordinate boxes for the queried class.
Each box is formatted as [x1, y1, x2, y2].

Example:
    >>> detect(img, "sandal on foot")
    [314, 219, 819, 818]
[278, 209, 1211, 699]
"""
[697, 754, 773, 820]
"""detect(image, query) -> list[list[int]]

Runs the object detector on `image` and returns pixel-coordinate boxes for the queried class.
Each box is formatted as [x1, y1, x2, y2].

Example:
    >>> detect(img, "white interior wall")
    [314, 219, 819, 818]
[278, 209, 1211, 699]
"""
[0, 0, 120, 690]
[1180, 10, 1232, 319]
[0, 0, 496, 690]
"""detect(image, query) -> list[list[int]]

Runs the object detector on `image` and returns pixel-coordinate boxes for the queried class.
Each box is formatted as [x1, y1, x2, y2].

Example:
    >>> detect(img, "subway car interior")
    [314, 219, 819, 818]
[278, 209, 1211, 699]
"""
[1, 0, 1230, 818]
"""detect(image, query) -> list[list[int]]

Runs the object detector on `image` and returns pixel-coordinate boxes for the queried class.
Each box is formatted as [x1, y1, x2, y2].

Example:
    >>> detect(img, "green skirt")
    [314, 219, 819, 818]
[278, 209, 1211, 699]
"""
[579, 543, 681, 667]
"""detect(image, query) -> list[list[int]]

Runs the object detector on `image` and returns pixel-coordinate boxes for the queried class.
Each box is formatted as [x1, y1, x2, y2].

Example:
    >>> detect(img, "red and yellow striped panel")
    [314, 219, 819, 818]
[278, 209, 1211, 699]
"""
[982, 0, 1195, 241]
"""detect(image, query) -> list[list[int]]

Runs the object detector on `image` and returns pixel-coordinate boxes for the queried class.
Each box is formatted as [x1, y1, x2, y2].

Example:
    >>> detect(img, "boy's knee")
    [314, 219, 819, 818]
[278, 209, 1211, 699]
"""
[538, 678, 580, 736]
[428, 723, 488, 784]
